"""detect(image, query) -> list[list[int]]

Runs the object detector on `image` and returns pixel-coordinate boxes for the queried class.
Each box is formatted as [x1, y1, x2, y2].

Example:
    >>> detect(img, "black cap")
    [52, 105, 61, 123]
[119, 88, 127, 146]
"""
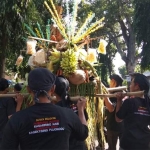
[28, 68, 56, 91]
[0, 78, 9, 91]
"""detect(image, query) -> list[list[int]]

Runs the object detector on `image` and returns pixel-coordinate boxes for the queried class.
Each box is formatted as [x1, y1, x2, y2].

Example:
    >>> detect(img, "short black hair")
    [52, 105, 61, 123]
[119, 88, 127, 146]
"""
[0, 78, 9, 91]
[110, 74, 123, 86]
[131, 73, 149, 94]
[14, 83, 22, 91]
[55, 76, 69, 98]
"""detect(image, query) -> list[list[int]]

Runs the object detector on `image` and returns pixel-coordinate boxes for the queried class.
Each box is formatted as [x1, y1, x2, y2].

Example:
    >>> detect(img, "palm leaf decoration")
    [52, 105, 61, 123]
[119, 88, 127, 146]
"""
[44, 0, 105, 46]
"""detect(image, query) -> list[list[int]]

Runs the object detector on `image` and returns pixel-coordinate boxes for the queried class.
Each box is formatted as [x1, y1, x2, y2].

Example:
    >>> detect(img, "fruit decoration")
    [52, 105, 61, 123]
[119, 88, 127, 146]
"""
[18, 0, 110, 149]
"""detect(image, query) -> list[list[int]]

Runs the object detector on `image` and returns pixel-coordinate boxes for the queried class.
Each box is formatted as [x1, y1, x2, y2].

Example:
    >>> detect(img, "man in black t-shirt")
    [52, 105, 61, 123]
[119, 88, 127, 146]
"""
[2, 68, 88, 150]
[55, 76, 88, 150]
[0, 78, 16, 147]
[116, 73, 150, 150]
[104, 74, 124, 150]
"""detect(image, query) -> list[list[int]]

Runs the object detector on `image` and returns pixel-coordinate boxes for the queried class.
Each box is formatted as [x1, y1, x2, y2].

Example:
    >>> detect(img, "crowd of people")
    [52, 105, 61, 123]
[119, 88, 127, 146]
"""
[0, 68, 150, 150]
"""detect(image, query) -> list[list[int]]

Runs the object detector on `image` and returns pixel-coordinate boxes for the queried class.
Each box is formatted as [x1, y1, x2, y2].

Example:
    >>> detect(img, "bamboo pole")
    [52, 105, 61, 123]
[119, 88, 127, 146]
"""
[96, 91, 144, 98]
[107, 86, 127, 92]
[0, 91, 144, 100]
[0, 93, 29, 98]
[28, 36, 58, 44]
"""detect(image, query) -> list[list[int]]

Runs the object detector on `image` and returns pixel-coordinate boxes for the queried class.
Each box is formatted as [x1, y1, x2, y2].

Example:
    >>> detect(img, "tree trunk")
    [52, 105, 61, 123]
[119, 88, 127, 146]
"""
[0, 55, 6, 78]
[0, 31, 8, 78]
[126, 28, 136, 74]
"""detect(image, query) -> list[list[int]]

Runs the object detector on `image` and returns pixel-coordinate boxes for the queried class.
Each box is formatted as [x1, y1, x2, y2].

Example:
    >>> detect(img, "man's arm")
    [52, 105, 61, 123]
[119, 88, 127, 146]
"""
[6, 98, 16, 119]
[15, 93, 24, 112]
[104, 97, 115, 112]
[115, 92, 129, 122]
[68, 98, 88, 141]
[115, 99, 123, 122]
[77, 97, 87, 126]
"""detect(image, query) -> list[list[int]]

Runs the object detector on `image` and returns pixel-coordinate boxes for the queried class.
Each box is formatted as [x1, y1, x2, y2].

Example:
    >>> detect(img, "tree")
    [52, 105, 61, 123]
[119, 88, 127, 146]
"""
[79, 0, 142, 74]
[77, 1, 117, 81]
[118, 65, 127, 79]
[133, 0, 150, 70]
[0, 0, 44, 78]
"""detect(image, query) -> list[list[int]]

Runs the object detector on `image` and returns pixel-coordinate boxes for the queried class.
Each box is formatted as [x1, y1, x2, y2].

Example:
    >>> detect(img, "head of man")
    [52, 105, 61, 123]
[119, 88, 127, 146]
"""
[27, 68, 56, 102]
[14, 83, 22, 93]
[0, 78, 9, 94]
[54, 76, 70, 99]
[109, 74, 123, 88]
[130, 73, 149, 94]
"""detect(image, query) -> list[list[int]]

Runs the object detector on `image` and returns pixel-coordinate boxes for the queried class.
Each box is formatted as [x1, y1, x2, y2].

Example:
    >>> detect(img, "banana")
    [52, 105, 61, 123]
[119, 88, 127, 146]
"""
[51, 48, 61, 58]
[60, 49, 78, 76]
[47, 61, 54, 71]
[49, 56, 60, 63]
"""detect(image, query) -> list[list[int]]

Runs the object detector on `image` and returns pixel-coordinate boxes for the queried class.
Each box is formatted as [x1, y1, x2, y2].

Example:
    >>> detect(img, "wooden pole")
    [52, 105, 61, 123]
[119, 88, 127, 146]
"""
[107, 86, 127, 92]
[96, 91, 144, 98]
[0, 91, 144, 100]
[28, 36, 58, 44]
[0, 93, 29, 98]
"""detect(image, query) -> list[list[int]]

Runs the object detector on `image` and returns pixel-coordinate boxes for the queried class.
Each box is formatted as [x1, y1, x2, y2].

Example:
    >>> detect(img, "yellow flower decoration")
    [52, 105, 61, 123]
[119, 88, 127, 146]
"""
[86, 48, 97, 63]
[97, 39, 108, 54]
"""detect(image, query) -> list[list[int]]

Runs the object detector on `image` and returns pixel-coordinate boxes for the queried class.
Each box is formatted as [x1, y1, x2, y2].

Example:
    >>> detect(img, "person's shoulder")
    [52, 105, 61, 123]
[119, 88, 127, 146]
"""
[122, 97, 139, 105]
[55, 104, 73, 112]
[11, 106, 33, 120]
[0, 97, 14, 101]
[56, 101, 63, 106]
[55, 104, 76, 116]
[0, 97, 15, 104]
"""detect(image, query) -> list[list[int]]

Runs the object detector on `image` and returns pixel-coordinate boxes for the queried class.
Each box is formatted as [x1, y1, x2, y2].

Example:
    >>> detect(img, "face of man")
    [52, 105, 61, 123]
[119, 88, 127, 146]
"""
[129, 78, 140, 92]
[109, 79, 117, 88]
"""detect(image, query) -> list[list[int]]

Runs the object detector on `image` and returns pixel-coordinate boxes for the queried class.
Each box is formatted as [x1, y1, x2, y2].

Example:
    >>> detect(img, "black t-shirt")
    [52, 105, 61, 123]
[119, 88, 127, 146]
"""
[116, 97, 150, 149]
[2, 103, 88, 150]
[56, 99, 88, 120]
[105, 97, 124, 132]
[57, 100, 88, 150]
[0, 97, 16, 139]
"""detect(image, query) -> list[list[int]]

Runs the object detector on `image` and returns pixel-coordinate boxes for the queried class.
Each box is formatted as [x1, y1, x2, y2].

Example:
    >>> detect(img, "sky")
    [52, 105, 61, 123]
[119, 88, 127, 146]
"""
[113, 52, 125, 74]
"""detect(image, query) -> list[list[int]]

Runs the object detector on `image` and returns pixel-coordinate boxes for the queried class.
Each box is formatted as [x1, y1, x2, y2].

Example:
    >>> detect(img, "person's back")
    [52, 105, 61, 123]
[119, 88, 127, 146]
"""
[118, 97, 150, 149]
[0, 97, 16, 138]
[3, 103, 88, 150]
[104, 74, 124, 150]
[2, 68, 88, 150]
[116, 73, 150, 150]
[0, 78, 16, 147]
[55, 76, 88, 150]
[106, 97, 123, 133]
[57, 99, 88, 150]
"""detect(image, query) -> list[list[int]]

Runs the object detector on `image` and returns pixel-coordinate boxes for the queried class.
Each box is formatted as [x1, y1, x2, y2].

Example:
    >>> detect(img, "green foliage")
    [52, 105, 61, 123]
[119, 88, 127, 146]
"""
[133, 0, 150, 69]
[0, 0, 46, 77]
[118, 65, 127, 79]
[135, 64, 141, 73]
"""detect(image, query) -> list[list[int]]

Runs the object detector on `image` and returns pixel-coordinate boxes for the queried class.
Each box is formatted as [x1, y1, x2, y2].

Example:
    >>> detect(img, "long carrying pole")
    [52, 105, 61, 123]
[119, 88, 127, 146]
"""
[0, 93, 29, 98]
[96, 91, 144, 98]
[107, 86, 127, 92]
[0, 91, 144, 100]
[28, 36, 58, 43]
